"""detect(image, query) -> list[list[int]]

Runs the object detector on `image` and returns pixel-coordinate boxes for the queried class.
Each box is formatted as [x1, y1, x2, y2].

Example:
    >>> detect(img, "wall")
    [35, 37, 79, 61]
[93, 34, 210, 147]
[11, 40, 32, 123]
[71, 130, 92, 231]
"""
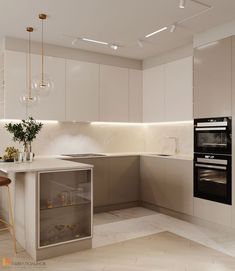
[193, 19, 235, 47]
[4, 37, 142, 70]
[144, 122, 193, 155]
[0, 121, 193, 156]
[143, 43, 193, 69]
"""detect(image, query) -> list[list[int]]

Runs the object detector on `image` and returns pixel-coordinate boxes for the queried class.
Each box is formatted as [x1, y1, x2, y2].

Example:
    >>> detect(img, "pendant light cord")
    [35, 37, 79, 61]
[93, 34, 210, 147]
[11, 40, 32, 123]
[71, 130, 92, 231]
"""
[41, 18, 44, 85]
[29, 30, 32, 99]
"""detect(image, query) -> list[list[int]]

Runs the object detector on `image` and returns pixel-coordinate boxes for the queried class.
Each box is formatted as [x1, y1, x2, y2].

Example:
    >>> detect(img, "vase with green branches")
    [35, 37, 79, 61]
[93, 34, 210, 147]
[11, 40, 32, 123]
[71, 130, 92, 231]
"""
[4, 117, 43, 161]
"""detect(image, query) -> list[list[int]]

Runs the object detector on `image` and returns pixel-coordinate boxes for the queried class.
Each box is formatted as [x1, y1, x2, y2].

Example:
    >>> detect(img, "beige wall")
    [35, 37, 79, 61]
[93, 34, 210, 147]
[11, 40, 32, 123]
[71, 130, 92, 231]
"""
[0, 121, 193, 156]
[193, 19, 235, 48]
[143, 43, 193, 70]
[4, 37, 142, 70]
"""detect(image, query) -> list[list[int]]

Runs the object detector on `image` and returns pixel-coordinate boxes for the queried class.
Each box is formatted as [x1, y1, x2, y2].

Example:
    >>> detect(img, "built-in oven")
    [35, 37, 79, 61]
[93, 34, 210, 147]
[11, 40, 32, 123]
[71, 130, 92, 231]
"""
[194, 117, 231, 154]
[194, 153, 231, 205]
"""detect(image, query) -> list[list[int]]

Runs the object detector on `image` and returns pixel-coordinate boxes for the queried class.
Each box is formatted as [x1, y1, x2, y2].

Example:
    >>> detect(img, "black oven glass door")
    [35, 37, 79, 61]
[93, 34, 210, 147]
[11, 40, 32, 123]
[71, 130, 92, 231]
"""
[194, 127, 231, 154]
[194, 155, 231, 205]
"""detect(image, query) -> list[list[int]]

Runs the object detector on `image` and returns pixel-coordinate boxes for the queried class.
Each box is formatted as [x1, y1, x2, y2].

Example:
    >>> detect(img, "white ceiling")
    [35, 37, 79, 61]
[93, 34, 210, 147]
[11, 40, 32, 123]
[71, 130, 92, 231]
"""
[0, 0, 235, 60]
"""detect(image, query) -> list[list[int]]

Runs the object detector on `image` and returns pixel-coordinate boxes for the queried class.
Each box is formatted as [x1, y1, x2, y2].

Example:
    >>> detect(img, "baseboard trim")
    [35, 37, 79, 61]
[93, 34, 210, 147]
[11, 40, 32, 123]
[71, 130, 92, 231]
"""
[94, 201, 140, 213]
[142, 201, 235, 233]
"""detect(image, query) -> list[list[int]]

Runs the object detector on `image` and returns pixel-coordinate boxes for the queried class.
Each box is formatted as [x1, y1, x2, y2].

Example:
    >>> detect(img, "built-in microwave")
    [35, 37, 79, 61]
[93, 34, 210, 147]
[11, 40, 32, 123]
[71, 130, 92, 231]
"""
[194, 117, 232, 155]
[194, 153, 231, 205]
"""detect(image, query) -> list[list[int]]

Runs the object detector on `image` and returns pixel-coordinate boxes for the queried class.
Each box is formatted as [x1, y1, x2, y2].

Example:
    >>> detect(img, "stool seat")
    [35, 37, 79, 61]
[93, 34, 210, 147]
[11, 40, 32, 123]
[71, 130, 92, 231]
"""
[0, 176, 11, 186]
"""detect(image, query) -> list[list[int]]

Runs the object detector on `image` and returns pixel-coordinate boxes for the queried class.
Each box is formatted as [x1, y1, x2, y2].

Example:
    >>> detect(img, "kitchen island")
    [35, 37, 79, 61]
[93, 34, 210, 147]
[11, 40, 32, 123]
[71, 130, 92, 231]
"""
[0, 158, 93, 261]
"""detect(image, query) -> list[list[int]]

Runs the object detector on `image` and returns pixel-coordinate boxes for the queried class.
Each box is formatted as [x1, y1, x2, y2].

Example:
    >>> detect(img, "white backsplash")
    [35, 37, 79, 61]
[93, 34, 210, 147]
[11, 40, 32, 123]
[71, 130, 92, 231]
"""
[0, 121, 193, 156]
[144, 122, 193, 155]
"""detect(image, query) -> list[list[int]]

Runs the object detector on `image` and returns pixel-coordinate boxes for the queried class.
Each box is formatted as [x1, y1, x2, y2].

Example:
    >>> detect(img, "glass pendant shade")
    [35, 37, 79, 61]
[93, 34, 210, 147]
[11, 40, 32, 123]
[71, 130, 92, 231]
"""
[32, 73, 54, 96]
[20, 92, 40, 107]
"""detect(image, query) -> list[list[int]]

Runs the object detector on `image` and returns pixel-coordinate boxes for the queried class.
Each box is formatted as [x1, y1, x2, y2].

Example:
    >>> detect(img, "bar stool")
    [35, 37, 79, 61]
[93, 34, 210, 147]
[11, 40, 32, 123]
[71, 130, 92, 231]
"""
[0, 176, 17, 253]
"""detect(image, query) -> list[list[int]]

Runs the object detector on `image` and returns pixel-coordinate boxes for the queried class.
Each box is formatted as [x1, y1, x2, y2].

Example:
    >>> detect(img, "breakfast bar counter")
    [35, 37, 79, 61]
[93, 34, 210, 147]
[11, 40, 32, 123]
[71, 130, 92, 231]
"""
[0, 158, 93, 261]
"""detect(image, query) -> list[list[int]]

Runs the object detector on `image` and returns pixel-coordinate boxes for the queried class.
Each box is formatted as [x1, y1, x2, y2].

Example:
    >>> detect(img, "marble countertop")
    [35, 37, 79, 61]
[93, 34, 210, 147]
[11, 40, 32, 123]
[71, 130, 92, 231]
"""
[0, 158, 93, 173]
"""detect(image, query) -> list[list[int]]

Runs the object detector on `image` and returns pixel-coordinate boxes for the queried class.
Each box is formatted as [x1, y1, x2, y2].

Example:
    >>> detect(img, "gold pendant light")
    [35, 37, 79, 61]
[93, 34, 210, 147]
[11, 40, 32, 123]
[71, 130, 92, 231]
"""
[32, 13, 54, 95]
[20, 27, 39, 108]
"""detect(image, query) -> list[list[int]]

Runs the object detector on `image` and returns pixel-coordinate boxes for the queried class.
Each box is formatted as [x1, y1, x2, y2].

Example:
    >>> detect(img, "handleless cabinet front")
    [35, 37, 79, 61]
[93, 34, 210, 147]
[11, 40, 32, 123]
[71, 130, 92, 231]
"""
[108, 156, 140, 205]
[140, 156, 167, 207]
[70, 158, 109, 208]
[194, 37, 232, 118]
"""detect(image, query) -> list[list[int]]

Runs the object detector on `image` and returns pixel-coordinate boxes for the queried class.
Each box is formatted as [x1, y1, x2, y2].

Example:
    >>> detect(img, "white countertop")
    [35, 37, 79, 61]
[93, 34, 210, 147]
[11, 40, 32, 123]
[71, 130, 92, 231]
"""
[0, 158, 93, 174]
[39, 152, 193, 161]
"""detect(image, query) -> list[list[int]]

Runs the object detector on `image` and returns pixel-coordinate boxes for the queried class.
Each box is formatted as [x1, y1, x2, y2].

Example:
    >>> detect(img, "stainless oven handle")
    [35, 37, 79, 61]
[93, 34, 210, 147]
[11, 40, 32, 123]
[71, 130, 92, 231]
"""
[195, 163, 227, 170]
[197, 121, 228, 127]
[197, 158, 228, 165]
[195, 127, 226, 131]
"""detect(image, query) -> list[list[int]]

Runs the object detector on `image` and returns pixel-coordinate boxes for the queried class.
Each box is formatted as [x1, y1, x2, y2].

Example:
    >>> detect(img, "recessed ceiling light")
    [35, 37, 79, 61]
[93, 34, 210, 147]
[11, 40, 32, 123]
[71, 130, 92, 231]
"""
[110, 44, 118, 50]
[179, 0, 186, 8]
[82, 37, 108, 45]
[145, 26, 168, 38]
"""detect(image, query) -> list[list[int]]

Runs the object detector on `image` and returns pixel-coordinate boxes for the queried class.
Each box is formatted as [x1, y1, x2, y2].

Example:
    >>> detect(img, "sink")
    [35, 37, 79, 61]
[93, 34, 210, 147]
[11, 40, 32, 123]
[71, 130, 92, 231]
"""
[62, 153, 107, 158]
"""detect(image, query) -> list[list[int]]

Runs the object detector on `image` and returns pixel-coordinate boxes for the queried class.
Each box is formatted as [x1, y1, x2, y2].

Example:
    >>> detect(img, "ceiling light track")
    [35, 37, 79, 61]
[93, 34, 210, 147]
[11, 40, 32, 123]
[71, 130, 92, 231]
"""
[65, 0, 213, 51]
[145, 0, 212, 38]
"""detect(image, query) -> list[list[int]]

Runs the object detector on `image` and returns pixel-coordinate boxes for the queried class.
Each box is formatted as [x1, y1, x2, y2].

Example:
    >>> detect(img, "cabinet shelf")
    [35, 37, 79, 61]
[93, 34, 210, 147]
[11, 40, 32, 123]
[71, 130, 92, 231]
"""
[40, 200, 91, 211]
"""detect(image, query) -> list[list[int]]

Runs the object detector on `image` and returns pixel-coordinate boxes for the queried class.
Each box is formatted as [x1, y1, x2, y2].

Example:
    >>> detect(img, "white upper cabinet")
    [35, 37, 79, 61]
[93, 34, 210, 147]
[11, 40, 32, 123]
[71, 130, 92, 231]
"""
[29, 55, 66, 121]
[99, 65, 129, 122]
[143, 64, 165, 122]
[165, 57, 193, 121]
[4, 50, 27, 119]
[143, 57, 193, 122]
[129, 69, 143, 122]
[66, 60, 99, 122]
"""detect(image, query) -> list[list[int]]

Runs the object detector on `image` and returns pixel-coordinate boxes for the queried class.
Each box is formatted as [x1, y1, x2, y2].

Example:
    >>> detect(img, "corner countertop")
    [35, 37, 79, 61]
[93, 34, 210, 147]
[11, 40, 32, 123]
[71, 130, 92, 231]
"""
[38, 152, 193, 161]
[0, 158, 93, 174]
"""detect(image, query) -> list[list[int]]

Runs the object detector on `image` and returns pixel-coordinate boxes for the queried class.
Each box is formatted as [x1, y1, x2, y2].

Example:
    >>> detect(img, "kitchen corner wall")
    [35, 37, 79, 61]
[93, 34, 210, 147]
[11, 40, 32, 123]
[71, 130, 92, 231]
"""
[0, 122, 193, 156]
[144, 123, 193, 155]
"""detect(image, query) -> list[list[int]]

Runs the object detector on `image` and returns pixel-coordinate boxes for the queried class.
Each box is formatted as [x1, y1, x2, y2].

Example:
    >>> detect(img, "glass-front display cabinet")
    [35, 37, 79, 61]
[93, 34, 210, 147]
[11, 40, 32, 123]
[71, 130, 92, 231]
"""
[38, 169, 92, 248]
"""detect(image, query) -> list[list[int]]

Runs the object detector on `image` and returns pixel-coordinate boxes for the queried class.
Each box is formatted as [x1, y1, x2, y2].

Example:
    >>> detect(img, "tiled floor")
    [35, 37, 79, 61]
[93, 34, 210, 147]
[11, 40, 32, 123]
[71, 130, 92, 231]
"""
[1, 207, 235, 270]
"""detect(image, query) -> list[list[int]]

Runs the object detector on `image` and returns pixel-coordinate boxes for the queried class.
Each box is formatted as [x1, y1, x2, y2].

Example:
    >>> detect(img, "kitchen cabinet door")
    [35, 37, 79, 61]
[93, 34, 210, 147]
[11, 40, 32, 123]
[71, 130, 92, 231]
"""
[29, 55, 66, 121]
[129, 69, 143, 122]
[4, 50, 27, 119]
[108, 156, 140, 205]
[100, 65, 129, 122]
[165, 57, 193, 121]
[66, 60, 99, 122]
[194, 37, 232, 118]
[165, 159, 193, 215]
[69, 158, 109, 208]
[143, 65, 165, 122]
[140, 156, 167, 207]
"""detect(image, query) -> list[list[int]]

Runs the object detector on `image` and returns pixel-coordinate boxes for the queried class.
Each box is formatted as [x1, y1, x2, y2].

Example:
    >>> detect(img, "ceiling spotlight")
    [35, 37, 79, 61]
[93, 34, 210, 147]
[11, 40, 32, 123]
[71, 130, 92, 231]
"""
[72, 38, 78, 45]
[137, 40, 144, 48]
[179, 0, 186, 8]
[110, 44, 118, 50]
[170, 24, 176, 33]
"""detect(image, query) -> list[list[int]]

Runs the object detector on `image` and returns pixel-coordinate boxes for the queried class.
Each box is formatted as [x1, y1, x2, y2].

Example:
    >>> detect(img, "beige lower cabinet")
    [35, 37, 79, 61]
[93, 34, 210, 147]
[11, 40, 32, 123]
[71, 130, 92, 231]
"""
[73, 156, 140, 208]
[165, 159, 193, 215]
[140, 156, 193, 216]
[140, 156, 167, 207]
[108, 156, 140, 205]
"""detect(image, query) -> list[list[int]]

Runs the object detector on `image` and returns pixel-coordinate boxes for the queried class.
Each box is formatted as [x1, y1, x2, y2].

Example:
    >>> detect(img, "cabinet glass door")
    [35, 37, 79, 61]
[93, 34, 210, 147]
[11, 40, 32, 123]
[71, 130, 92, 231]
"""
[39, 169, 92, 248]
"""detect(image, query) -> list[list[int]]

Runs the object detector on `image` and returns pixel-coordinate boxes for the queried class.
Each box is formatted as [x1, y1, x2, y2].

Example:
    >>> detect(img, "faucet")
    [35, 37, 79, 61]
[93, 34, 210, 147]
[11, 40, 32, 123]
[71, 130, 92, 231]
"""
[166, 136, 180, 154]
